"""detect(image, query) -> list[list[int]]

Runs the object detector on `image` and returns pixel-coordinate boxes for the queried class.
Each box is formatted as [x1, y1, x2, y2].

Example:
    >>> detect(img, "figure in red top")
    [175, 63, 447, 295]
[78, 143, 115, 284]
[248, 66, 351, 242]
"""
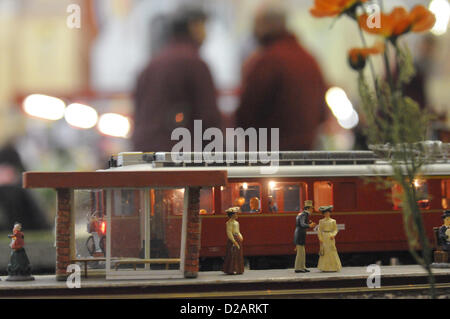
[236, 3, 328, 151]
[7, 222, 34, 281]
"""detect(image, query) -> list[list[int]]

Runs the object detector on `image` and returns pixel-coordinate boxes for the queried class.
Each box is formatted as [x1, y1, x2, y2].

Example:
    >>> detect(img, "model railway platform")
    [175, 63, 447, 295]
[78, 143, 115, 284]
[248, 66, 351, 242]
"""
[1, 265, 449, 298]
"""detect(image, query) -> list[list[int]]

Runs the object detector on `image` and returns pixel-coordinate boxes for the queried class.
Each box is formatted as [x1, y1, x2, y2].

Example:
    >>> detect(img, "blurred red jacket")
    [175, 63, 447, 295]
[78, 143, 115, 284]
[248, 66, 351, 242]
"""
[236, 32, 328, 151]
[11, 230, 24, 250]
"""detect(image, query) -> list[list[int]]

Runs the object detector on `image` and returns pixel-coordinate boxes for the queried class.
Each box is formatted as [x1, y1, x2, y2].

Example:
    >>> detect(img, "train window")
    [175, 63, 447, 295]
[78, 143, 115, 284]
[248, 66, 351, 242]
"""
[313, 181, 333, 211]
[391, 179, 430, 210]
[199, 188, 214, 215]
[161, 188, 185, 216]
[221, 182, 261, 213]
[74, 189, 107, 259]
[112, 189, 136, 216]
[268, 182, 306, 213]
[414, 179, 430, 210]
[442, 180, 450, 209]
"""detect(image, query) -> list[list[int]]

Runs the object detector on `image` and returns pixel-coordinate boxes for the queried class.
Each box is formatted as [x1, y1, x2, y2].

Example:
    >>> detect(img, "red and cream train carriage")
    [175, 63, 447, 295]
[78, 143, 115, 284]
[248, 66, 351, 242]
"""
[105, 150, 450, 269]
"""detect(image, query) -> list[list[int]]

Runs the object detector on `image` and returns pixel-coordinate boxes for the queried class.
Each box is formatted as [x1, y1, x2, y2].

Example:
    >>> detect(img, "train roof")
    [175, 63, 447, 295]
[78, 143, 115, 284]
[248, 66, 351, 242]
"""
[103, 150, 450, 178]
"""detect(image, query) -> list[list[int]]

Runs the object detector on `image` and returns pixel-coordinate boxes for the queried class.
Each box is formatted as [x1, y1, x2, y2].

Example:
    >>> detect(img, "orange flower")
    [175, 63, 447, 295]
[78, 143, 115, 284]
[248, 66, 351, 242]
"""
[359, 5, 436, 39]
[409, 5, 436, 32]
[359, 7, 409, 38]
[348, 42, 385, 70]
[310, 0, 368, 18]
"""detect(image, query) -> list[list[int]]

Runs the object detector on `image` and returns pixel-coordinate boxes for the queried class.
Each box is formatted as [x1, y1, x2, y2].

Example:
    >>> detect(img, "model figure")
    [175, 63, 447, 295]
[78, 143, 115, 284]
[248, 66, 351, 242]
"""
[439, 210, 450, 252]
[317, 206, 342, 272]
[7, 222, 34, 281]
[294, 200, 316, 273]
[223, 207, 244, 275]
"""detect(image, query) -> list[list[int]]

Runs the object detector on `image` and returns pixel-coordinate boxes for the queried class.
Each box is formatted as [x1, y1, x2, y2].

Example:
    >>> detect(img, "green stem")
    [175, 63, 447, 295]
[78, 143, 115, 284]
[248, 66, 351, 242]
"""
[357, 25, 379, 92]
[408, 187, 436, 299]
[359, 0, 436, 299]
[397, 144, 436, 299]
[383, 42, 395, 92]
[394, 42, 402, 93]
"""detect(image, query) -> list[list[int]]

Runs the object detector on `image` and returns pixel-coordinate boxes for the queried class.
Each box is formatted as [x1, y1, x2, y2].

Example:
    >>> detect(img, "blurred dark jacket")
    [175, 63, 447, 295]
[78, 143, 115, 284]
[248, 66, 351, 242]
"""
[236, 32, 327, 150]
[0, 144, 49, 230]
[132, 37, 222, 152]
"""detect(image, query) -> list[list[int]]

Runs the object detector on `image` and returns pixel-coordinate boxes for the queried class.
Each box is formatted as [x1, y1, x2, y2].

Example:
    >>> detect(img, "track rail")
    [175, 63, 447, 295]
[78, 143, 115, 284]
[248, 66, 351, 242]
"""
[2, 273, 449, 299]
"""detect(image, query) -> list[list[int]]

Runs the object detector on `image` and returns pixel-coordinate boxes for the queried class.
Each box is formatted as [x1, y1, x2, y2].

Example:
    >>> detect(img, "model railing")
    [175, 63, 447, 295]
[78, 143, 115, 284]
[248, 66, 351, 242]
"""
[109, 142, 449, 169]
[110, 151, 377, 168]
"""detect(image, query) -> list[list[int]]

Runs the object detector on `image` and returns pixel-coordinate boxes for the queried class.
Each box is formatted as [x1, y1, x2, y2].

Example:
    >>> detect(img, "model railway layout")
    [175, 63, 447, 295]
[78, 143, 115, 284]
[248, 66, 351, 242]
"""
[96, 149, 450, 269]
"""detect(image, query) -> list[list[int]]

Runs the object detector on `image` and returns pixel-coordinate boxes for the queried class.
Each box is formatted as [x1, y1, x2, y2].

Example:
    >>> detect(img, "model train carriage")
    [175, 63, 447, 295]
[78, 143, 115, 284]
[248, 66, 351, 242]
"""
[104, 151, 450, 265]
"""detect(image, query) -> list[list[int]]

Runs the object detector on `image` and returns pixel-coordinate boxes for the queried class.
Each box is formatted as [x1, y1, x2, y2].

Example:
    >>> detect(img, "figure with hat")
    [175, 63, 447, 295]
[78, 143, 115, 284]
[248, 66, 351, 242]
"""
[294, 200, 316, 273]
[223, 207, 244, 275]
[438, 210, 450, 253]
[6, 222, 34, 281]
[317, 206, 342, 272]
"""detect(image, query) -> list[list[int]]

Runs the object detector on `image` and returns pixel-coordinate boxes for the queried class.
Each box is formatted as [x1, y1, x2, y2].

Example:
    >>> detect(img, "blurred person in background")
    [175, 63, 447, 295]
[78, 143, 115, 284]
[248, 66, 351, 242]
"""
[0, 142, 49, 231]
[404, 35, 447, 124]
[236, 3, 328, 151]
[403, 35, 436, 112]
[132, 6, 222, 152]
[394, 35, 447, 141]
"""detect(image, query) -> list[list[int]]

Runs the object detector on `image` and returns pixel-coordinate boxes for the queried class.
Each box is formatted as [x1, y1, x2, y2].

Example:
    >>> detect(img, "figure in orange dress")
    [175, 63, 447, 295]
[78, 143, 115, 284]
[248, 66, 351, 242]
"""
[234, 196, 245, 208]
[249, 197, 260, 213]
[223, 207, 244, 275]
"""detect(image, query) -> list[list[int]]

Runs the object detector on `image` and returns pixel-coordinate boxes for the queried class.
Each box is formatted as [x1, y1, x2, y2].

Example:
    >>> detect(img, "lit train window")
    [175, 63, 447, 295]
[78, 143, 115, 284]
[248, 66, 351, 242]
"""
[268, 182, 306, 213]
[414, 179, 430, 209]
[221, 182, 261, 213]
[391, 183, 403, 210]
[391, 179, 430, 210]
[313, 181, 333, 211]
[161, 188, 185, 216]
[91, 190, 106, 218]
[199, 188, 214, 215]
[442, 180, 450, 210]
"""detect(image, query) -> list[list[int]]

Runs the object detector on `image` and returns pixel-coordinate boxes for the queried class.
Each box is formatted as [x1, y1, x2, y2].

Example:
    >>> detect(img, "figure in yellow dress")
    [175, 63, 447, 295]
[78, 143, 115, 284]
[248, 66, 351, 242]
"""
[223, 207, 244, 275]
[317, 206, 342, 272]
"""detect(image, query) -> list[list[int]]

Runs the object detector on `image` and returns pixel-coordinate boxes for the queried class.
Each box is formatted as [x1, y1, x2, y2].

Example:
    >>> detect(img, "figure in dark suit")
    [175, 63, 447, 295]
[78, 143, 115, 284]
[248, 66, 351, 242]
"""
[294, 200, 316, 273]
[439, 210, 450, 252]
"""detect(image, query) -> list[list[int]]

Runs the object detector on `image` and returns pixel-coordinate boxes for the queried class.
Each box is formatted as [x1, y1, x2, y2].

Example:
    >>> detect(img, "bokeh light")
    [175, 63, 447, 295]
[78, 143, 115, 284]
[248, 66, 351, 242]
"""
[23, 94, 66, 121]
[325, 87, 359, 130]
[97, 113, 131, 138]
[429, 0, 450, 36]
[64, 103, 98, 129]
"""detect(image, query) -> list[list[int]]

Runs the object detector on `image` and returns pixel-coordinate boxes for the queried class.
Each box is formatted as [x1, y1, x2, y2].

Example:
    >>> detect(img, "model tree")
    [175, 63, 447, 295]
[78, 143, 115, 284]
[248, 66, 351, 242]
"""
[310, 0, 437, 297]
